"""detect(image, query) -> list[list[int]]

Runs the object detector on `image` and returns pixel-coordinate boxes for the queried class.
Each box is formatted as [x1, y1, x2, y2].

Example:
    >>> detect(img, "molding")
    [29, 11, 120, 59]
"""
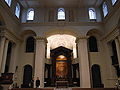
[103, 0, 120, 23]
[0, 26, 22, 43]
[76, 36, 89, 43]
[21, 22, 103, 26]
[34, 36, 48, 43]
[0, 0, 21, 25]
[101, 25, 120, 42]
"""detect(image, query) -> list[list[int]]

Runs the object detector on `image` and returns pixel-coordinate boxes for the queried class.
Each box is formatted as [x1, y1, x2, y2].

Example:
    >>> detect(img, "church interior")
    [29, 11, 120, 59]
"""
[0, 0, 120, 90]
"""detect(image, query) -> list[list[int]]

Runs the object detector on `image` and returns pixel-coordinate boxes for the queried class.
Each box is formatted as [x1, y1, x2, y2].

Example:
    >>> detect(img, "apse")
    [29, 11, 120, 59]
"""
[47, 34, 77, 59]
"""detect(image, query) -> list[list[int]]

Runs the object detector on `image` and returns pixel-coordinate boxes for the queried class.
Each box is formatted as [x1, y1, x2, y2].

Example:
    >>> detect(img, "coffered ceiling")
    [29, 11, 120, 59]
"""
[19, 0, 103, 8]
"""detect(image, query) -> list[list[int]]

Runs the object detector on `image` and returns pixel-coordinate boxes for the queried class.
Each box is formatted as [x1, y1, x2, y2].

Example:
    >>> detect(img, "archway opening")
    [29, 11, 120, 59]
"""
[47, 34, 77, 59]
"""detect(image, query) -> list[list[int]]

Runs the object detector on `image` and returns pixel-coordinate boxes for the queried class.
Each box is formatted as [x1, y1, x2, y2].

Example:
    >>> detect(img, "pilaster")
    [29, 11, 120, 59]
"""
[1, 39, 9, 73]
[115, 38, 120, 67]
[34, 36, 47, 88]
[76, 36, 91, 88]
[0, 36, 6, 73]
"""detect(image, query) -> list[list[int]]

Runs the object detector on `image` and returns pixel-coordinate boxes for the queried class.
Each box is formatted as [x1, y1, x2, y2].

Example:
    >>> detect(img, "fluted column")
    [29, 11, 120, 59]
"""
[0, 36, 6, 73]
[34, 37, 47, 88]
[1, 39, 9, 73]
[115, 38, 120, 66]
[76, 37, 91, 88]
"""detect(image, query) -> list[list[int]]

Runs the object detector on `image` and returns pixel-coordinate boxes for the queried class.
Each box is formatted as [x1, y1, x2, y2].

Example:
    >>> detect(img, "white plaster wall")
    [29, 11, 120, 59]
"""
[21, 7, 102, 23]
[16, 36, 35, 86]
[0, 0, 120, 88]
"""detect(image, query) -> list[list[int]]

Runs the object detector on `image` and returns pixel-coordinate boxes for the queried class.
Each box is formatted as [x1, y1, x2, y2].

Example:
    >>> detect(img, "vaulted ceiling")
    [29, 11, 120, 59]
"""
[19, 0, 103, 8]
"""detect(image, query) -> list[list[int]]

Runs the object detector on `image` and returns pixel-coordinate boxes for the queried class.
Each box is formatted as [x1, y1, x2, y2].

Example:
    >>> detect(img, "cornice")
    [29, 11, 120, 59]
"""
[101, 25, 120, 42]
[34, 36, 48, 43]
[0, 26, 22, 43]
[75, 36, 89, 43]
[0, 0, 21, 25]
[103, 0, 120, 23]
[21, 22, 103, 27]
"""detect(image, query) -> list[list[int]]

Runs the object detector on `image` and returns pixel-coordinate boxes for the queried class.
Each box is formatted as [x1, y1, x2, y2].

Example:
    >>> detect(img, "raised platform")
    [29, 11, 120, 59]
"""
[72, 88, 115, 90]
[10, 88, 116, 90]
[10, 88, 54, 90]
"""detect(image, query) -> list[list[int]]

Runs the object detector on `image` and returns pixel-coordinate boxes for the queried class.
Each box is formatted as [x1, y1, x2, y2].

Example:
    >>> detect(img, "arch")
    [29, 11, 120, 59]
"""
[86, 28, 102, 36]
[20, 30, 36, 37]
[45, 29, 78, 59]
[91, 64, 103, 88]
[45, 29, 78, 38]
[86, 29, 102, 38]
[23, 64, 32, 88]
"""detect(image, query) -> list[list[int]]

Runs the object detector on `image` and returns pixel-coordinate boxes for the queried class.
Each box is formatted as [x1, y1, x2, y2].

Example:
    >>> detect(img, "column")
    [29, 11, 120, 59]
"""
[1, 40, 9, 73]
[76, 37, 91, 88]
[115, 38, 120, 66]
[0, 36, 6, 73]
[34, 37, 47, 88]
[9, 43, 19, 73]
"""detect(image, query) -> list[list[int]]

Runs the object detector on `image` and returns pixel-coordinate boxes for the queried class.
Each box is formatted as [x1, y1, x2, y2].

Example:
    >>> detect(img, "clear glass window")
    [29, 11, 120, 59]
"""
[15, 3, 20, 18]
[89, 8, 96, 19]
[112, 0, 117, 5]
[102, 2, 108, 17]
[27, 8, 34, 20]
[58, 8, 65, 20]
[5, 0, 12, 6]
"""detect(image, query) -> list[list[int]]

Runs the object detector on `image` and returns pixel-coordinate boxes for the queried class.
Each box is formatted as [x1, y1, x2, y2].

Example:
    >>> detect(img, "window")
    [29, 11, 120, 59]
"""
[88, 36, 98, 52]
[58, 8, 65, 20]
[27, 8, 34, 20]
[112, 0, 117, 5]
[89, 8, 96, 20]
[26, 37, 35, 52]
[15, 3, 20, 18]
[5, 0, 12, 6]
[102, 2, 108, 17]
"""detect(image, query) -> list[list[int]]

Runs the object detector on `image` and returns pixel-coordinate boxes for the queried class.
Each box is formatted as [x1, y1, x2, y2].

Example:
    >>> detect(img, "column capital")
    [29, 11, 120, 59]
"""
[34, 36, 48, 43]
[76, 36, 89, 43]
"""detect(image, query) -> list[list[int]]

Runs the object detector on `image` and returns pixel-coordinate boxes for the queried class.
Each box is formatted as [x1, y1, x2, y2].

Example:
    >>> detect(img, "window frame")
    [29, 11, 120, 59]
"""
[88, 8, 97, 20]
[15, 3, 20, 18]
[111, 0, 117, 5]
[5, 0, 12, 7]
[27, 8, 34, 21]
[102, 2, 108, 17]
[26, 36, 35, 53]
[57, 8, 66, 21]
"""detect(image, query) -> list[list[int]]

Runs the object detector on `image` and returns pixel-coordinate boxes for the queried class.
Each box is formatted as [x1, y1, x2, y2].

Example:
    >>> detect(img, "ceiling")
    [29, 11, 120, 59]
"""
[19, 0, 103, 8]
